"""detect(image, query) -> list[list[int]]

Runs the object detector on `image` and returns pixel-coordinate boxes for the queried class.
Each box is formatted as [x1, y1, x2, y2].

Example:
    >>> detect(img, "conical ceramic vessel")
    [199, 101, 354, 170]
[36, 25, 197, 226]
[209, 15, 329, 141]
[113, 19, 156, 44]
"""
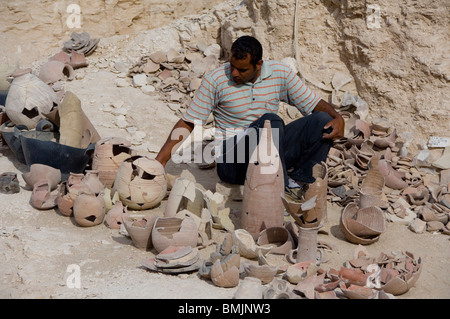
[241, 120, 284, 239]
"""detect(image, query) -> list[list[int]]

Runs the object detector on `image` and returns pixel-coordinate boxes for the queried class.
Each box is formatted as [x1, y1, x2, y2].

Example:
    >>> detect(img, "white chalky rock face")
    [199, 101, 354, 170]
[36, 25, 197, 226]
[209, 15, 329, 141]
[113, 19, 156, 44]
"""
[114, 155, 167, 210]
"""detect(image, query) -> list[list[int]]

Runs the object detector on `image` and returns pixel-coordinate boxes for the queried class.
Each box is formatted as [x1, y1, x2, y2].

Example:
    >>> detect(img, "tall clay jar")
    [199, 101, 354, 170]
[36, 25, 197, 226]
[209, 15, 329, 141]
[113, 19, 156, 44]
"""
[296, 225, 321, 264]
[4, 68, 57, 129]
[92, 137, 136, 188]
[83, 170, 104, 195]
[241, 120, 285, 239]
[68, 172, 84, 187]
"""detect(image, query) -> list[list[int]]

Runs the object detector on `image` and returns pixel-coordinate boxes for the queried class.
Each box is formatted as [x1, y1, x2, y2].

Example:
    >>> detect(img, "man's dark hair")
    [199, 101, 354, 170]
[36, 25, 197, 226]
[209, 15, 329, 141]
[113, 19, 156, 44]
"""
[231, 36, 263, 66]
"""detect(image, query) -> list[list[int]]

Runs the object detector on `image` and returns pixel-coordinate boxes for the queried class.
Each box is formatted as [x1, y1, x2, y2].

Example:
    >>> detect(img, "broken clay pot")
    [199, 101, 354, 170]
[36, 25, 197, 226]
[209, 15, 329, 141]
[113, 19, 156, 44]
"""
[58, 91, 101, 149]
[38, 60, 75, 84]
[92, 136, 136, 188]
[340, 203, 383, 245]
[151, 216, 198, 253]
[232, 229, 273, 259]
[123, 213, 158, 250]
[210, 259, 239, 288]
[256, 226, 295, 255]
[243, 263, 278, 285]
[73, 191, 106, 227]
[104, 200, 125, 229]
[114, 155, 167, 210]
[22, 163, 61, 191]
[30, 181, 58, 210]
[5, 69, 57, 129]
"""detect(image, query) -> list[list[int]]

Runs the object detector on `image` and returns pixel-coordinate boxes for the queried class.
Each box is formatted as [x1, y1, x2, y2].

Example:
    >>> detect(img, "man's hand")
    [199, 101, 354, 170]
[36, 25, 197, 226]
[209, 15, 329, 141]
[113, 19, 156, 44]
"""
[155, 119, 194, 168]
[323, 115, 345, 140]
[312, 99, 345, 141]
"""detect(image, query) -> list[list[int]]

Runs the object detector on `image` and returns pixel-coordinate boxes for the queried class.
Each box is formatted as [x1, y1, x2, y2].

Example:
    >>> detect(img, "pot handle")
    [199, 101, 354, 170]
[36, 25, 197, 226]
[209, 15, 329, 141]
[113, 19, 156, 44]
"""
[36, 119, 55, 132]
[13, 124, 29, 138]
[85, 142, 96, 157]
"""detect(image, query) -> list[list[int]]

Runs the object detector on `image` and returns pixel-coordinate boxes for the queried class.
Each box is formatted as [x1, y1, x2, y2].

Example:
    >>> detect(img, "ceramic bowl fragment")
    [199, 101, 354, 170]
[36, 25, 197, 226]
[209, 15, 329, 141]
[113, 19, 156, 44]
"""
[232, 229, 273, 259]
[151, 216, 199, 253]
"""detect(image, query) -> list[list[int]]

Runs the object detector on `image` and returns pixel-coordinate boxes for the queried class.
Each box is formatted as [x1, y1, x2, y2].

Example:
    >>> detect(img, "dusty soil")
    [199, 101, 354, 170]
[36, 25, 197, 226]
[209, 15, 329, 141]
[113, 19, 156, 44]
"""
[0, 67, 449, 300]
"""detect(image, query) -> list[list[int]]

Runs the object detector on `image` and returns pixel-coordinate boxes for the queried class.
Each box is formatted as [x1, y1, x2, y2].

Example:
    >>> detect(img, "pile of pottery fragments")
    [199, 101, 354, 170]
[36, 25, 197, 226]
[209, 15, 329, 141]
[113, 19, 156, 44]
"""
[1, 34, 449, 300]
[327, 113, 450, 238]
[126, 41, 220, 123]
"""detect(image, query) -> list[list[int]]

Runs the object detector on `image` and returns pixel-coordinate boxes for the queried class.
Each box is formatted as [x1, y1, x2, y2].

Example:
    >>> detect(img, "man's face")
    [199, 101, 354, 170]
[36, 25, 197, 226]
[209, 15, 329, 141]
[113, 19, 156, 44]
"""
[230, 53, 262, 85]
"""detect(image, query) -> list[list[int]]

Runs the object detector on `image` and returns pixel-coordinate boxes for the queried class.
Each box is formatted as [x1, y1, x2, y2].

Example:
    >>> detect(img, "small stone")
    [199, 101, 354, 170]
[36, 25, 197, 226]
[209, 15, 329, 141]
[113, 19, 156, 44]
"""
[114, 62, 129, 73]
[141, 85, 155, 94]
[427, 220, 444, 232]
[204, 44, 221, 59]
[111, 100, 125, 108]
[135, 131, 146, 140]
[409, 218, 427, 233]
[189, 78, 202, 91]
[149, 50, 167, 64]
[114, 78, 130, 87]
[115, 115, 128, 128]
[143, 60, 160, 74]
[111, 107, 128, 116]
[133, 73, 147, 87]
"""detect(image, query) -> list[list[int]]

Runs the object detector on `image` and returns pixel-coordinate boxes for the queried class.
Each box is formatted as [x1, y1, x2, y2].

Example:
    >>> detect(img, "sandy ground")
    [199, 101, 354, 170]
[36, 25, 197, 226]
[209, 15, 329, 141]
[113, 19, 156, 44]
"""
[0, 68, 449, 300]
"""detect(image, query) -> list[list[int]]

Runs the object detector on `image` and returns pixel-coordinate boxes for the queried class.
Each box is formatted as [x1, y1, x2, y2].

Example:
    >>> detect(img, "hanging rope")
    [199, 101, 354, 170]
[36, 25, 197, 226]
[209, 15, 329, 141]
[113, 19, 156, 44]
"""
[293, 0, 304, 80]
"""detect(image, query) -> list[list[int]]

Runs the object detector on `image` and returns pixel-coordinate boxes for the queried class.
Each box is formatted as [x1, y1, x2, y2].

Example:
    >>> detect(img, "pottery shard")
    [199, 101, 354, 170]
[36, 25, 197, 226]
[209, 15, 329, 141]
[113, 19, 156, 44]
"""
[409, 218, 427, 233]
[149, 51, 167, 64]
[49, 51, 71, 64]
[154, 246, 199, 268]
[166, 48, 185, 63]
[123, 214, 158, 250]
[58, 91, 101, 149]
[427, 220, 444, 232]
[39, 60, 75, 84]
[232, 229, 272, 259]
[256, 226, 295, 255]
[104, 200, 125, 229]
[210, 259, 239, 288]
[143, 60, 160, 74]
[243, 263, 277, 284]
[233, 277, 264, 299]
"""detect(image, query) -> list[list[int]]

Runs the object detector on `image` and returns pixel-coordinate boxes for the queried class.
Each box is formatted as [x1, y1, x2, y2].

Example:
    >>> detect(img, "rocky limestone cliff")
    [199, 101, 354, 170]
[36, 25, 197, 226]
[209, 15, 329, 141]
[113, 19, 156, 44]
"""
[216, 0, 449, 154]
[0, 0, 224, 66]
[1, 0, 448, 155]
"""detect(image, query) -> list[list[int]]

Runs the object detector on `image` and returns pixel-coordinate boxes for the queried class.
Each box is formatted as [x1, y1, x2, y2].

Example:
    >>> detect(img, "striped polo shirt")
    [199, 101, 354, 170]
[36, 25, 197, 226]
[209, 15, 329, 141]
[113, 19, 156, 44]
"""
[182, 59, 321, 142]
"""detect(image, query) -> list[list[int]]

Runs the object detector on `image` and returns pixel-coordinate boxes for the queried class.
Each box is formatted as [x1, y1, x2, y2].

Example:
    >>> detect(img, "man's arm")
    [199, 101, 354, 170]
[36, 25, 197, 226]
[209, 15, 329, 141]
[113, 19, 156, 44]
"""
[312, 99, 345, 140]
[155, 119, 195, 167]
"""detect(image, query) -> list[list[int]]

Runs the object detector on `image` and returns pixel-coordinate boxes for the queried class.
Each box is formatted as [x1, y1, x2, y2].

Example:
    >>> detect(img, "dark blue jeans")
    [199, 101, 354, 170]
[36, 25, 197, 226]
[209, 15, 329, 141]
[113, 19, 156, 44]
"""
[216, 112, 333, 187]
